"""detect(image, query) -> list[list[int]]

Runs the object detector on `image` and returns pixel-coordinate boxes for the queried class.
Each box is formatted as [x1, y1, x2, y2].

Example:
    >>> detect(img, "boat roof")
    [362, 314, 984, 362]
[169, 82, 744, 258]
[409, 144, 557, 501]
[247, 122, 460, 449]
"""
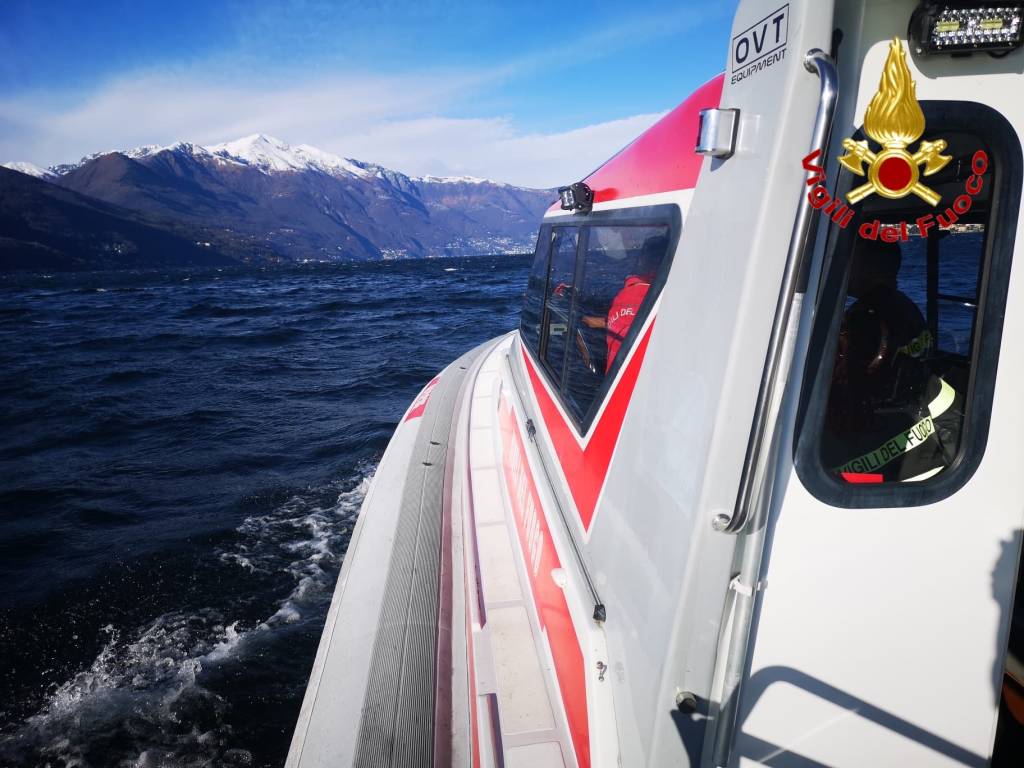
[547, 73, 724, 212]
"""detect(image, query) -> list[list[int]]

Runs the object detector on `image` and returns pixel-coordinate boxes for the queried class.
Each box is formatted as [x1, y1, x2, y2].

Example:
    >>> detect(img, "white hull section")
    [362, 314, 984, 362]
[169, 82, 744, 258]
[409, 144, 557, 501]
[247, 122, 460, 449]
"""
[289, 2, 1024, 766]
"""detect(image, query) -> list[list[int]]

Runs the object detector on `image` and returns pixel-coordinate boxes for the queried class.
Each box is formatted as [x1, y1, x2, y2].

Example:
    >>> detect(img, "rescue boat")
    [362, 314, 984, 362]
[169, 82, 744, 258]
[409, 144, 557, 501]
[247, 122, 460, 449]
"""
[287, 1, 1024, 765]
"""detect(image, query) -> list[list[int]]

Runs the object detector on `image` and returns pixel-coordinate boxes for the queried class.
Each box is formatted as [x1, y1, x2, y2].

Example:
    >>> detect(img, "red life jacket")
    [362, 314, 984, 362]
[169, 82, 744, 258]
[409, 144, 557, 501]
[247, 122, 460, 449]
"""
[606, 276, 650, 371]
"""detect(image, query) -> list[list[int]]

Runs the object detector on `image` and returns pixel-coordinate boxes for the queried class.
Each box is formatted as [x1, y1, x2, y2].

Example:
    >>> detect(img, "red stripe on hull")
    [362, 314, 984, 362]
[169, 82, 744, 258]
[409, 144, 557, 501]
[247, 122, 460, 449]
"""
[405, 375, 441, 421]
[465, 575, 481, 768]
[499, 397, 590, 768]
[548, 73, 723, 211]
[520, 322, 655, 531]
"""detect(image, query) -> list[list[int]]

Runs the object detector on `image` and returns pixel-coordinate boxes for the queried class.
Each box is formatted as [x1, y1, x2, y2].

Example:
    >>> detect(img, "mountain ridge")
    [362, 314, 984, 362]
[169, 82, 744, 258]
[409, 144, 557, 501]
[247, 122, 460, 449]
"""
[21, 134, 529, 189]
[1, 134, 554, 270]
[0, 166, 249, 271]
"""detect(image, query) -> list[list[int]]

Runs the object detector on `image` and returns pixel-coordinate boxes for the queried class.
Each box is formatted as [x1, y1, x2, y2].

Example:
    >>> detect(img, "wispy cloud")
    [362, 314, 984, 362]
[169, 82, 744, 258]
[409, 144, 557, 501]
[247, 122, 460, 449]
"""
[0, 65, 667, 187]
[0, 69, 473, 164]
[0, 5, 721, 186]
[333, 112, 665, 187]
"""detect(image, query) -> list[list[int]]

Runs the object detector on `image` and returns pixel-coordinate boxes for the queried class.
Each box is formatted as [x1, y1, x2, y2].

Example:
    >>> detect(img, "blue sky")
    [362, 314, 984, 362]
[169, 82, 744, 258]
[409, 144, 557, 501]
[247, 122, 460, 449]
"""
[0, 1, 732, 186]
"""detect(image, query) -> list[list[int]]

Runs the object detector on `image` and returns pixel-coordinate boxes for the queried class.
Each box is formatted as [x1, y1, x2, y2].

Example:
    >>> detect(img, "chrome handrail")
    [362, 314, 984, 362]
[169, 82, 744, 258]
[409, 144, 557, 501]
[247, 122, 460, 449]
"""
[707, 47, 839, 768]
[715, 48, 839, 535]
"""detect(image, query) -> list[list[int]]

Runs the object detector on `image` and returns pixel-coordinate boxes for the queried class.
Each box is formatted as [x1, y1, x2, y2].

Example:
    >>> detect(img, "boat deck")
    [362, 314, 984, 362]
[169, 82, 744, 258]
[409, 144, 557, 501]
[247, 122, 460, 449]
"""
[288, 335, 606, 768]
[457, 342, 579, 767]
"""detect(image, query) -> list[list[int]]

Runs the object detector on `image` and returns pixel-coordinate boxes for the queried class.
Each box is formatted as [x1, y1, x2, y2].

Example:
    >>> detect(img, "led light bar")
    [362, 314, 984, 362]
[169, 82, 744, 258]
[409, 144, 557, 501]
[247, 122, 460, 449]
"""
[558, 182, 594, 213]
[910, 3, 1024, 55]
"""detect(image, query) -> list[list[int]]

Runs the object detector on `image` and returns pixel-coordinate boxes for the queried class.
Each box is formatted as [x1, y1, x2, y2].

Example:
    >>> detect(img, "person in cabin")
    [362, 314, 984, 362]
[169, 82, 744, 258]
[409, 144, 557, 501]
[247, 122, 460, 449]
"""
[582, 234, 667, 372]
[823, 238, 962, 483]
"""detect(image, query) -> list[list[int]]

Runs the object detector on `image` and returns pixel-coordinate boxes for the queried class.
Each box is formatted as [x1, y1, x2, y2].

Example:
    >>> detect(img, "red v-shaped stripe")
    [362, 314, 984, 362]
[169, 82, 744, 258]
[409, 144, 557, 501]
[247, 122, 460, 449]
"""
[520, 321, 655, 531]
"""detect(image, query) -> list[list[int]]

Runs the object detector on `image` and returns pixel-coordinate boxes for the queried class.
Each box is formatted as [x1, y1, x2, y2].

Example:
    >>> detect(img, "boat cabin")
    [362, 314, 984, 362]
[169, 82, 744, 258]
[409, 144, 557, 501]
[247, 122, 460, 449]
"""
[288, 1, 1024, 766]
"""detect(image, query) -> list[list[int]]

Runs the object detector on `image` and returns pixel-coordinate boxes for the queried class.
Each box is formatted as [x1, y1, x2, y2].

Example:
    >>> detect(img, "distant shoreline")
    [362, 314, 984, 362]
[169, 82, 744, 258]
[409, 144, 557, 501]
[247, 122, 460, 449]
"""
[0, 252, 535, 277]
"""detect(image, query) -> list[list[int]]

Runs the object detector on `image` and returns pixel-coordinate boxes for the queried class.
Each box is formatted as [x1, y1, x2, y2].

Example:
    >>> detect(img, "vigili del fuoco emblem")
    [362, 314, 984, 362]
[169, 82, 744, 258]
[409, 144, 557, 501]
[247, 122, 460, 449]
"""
[838, 37, 951, 206]
[802, 36, 988, 242]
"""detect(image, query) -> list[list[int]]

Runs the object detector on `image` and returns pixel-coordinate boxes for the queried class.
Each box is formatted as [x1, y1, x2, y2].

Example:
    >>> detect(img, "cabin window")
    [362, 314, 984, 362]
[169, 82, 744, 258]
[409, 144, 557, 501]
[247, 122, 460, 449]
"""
[564, 224, 669, 417]
[796, 102, 1021, 505]
[519, 230, 551, 356]
[520, 206, 679, 432]
[541, 227, 579, 375]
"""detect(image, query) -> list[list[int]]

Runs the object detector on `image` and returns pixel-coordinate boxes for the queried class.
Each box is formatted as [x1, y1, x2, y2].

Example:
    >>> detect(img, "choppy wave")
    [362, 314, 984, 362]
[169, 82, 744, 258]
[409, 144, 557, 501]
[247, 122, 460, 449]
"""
[0, 470, 372, 768]
[0, 256, 529, 766]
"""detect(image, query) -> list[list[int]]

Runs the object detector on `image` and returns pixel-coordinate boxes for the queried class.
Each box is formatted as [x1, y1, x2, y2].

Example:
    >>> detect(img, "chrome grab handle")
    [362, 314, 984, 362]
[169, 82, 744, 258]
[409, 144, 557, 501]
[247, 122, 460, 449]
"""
[715, 48, 839, 535]
[696, 107, 740, 158]
[707, 48, 839, 768]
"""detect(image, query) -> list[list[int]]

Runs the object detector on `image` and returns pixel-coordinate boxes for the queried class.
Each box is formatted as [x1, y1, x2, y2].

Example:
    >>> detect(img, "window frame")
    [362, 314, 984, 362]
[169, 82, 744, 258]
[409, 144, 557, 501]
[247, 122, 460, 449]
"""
[794, 101, 1022, 508]
[521, 204, 682, 436]
[537, 225, 580, 378]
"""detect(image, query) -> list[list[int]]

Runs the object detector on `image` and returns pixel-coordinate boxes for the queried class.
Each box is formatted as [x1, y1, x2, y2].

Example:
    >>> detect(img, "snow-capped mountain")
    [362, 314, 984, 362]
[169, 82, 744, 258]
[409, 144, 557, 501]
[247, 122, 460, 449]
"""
[2, 161, 55, 180]
[44, 135, 364, 178]
[35, 134, 516, 187]
[1, 135, 554, 268]
[205, 134, 372, 178]
[411, 174, 507, 187]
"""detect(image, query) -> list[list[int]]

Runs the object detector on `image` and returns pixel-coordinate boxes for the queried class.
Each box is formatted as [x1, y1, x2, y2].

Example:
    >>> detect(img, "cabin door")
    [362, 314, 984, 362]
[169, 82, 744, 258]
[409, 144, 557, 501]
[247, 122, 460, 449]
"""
[734, 13, 1024, 768]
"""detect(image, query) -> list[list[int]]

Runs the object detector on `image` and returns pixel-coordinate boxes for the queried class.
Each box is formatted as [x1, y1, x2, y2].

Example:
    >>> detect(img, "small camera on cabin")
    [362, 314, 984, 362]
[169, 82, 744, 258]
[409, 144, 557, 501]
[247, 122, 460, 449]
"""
[558, 182, 594, 213]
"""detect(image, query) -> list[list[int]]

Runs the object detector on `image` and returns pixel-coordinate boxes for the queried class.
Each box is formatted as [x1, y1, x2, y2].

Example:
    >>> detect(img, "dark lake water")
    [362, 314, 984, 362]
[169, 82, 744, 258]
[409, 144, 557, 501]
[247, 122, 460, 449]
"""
[0, 256, 530, 768]
[0, 233, 983, 767]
